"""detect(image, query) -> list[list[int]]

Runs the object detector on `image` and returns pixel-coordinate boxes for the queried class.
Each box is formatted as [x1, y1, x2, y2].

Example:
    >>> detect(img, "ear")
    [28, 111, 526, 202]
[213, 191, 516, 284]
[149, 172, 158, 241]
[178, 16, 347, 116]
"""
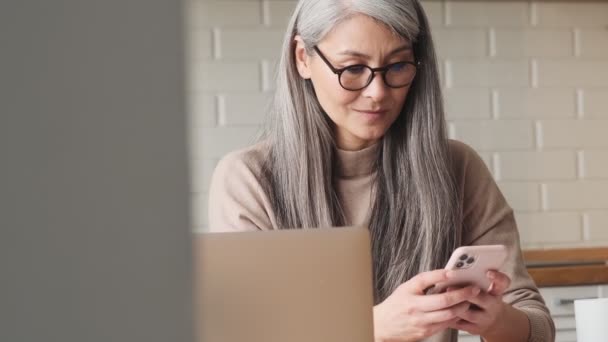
[293, 35, 312, 79]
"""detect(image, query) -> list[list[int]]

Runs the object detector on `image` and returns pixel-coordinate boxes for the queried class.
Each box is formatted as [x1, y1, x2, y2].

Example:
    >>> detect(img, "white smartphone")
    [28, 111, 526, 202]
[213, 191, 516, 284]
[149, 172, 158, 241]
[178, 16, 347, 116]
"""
[426, 245, 508, 295]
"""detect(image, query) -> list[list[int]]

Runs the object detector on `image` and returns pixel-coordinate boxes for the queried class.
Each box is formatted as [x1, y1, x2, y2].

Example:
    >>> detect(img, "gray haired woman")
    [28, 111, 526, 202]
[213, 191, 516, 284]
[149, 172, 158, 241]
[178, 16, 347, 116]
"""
[208, 0, 555, 341]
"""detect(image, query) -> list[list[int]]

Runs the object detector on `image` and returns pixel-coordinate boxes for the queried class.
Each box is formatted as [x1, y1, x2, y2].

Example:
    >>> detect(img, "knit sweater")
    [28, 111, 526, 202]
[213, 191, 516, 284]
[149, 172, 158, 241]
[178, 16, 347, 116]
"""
[208, 139, 555, 342]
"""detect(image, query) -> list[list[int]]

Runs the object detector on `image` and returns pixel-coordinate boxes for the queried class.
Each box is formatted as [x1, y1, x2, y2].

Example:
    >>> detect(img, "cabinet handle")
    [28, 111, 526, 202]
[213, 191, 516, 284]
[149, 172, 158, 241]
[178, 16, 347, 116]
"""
[554, 297, 598, 306]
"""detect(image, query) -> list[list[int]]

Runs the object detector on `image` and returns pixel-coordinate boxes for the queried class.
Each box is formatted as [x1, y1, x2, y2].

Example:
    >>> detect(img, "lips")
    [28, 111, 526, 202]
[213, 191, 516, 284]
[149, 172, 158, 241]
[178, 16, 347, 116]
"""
[354, 109, 388, 115]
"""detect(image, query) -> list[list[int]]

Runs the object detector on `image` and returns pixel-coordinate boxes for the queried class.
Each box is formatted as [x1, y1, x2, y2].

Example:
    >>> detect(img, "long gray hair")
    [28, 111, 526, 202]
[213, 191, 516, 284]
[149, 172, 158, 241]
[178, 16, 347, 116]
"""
[259, 0, 462, 303]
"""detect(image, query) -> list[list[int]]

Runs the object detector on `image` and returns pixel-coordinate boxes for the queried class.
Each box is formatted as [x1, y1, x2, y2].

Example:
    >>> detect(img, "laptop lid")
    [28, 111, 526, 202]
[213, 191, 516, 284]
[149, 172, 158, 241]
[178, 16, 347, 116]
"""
[194, 227, 375, 342]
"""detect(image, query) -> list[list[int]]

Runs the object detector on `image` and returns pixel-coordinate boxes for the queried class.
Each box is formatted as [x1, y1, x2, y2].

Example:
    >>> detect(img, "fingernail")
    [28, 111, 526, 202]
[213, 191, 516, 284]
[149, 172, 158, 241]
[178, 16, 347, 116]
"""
[472, 287, 481, 295]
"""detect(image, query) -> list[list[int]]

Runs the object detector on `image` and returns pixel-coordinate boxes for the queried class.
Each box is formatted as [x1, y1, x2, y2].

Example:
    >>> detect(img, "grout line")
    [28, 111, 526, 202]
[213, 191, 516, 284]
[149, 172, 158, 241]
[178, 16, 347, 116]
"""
[491, 89, 500, 119]
[576, 88, 584, 118]
[260, 60, 268, 91]
[493, 153, 501, 181]
[530, 58, 538, 88]
[448, 121, 456, 140]
[582, 213, 590, 241]
[444, 1, 451, 26]
[444, 60, 453, 88]
[261, 0, 271, 26]
[216, 95, 226, 126]
[577, 149, 585, 180]
[540, 183, 549, 211]
[488, 28, 496, 58]
[573, 28, 581, 57]
[534, 120, 543, 151]
[212, 28, 221, 60]
[530, 2, 538, 27]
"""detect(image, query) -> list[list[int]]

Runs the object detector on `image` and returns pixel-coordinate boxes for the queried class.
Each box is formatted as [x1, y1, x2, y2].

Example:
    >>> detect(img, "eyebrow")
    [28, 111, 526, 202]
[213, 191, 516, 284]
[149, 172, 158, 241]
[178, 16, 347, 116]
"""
[337, 45, 412, 59]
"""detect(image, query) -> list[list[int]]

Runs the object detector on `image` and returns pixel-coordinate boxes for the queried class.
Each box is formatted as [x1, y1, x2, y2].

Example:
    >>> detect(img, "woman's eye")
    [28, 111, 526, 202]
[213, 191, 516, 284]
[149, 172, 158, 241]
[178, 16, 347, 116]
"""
[344, 65, 367, 75]
[389, 62, 408, 72]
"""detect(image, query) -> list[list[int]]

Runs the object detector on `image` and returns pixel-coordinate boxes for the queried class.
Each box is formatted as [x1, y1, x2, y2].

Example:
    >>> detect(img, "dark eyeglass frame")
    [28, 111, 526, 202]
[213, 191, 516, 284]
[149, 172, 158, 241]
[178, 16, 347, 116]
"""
[313, 46, 421, 91]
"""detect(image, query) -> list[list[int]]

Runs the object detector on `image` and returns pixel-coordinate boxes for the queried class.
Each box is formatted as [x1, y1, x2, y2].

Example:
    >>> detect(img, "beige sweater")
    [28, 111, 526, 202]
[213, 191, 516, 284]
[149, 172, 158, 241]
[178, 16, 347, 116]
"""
[208, 139, 555, 342]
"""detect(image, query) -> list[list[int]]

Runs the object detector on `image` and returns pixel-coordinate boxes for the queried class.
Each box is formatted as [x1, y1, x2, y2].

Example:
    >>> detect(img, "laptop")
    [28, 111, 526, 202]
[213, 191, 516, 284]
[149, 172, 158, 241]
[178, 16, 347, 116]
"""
[194, 227, 375, 342]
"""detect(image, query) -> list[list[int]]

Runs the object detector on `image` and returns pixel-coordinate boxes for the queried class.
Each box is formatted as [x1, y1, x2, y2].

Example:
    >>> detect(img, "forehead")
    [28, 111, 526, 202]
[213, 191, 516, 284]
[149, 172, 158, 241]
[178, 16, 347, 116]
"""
[319, 14, 410, 53]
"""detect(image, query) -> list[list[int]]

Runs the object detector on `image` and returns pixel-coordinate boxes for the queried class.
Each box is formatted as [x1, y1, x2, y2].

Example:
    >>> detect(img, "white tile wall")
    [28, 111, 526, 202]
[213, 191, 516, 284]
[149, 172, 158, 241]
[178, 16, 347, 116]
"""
[578, 29, 608, 58]
[188, 0, 608, 248]
[584, 89, 608, 118]
[447, 2, 530, 27]
[450, 120, 534, 151]
[497, 151, 577, 181]
[496, 88, 577, 119]
[515, 212, 582, 244]
[493, 29, 574, 57]
[580, 150, 608, 179]
[535, 3, 608, 27]
[537, 60, 608, 87]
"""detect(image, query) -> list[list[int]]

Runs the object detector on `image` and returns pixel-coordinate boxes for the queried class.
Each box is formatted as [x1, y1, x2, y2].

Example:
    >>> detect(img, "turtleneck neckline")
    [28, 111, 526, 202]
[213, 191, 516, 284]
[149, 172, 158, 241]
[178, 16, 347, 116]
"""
[335, 141, 380, 178]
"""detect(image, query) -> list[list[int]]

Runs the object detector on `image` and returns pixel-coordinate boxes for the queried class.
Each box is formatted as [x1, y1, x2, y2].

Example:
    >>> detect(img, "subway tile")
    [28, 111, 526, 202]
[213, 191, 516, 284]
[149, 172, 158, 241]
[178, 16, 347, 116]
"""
[540, 120, 608, 148]
[267, 1, 298, 27]
[434, 29, 487, 58]
[421, 1, 444, 27]
[497, 182, 542, 211]
[584, 211, 608, 240]
[451, 120, 534, 151]
[544, 181, 608, 210]
[497, 151, 577, 181]
[537, 60, 608, 87]
[194, 126, 260, 159]
[223, 92, 271, 126]
[444, 88, 492, 119]
[187, 92, 216, 128]
[497, 88, 576, 119]
[191, 192, 209, 228]
[536, 3, 608, 28]
[187, 28, 213, 61]
[580, 150, 608, 179]
[262, 59, 280, 91]
[192, 61, 260, 91]
[579, 29, 608, 58]
[448, 1, 529, 27]
[220, 29, 284, 59]
[449, 59, 529, 87]
[515, 212, 582, 244]
[494, 29, 573, 57]
[584, 88, 608, 118]
[190, 158, 219, 193]
[189, 1, 262, 28]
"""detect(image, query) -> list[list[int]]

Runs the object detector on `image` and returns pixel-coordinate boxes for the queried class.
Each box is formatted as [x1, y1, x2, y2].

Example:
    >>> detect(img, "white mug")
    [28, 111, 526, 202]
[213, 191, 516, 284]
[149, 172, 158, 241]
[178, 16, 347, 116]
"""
[574, 297, 608, 342]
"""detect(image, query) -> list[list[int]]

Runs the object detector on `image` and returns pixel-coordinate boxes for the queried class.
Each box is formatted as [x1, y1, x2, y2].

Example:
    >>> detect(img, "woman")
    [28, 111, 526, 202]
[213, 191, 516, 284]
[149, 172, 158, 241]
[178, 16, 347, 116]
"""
[208, 0, 555, 341]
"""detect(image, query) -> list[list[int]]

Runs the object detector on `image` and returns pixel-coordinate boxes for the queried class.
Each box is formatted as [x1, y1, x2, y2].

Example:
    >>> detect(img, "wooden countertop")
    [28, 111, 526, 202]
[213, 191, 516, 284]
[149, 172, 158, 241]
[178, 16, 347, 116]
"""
[523, 247, 608, 287]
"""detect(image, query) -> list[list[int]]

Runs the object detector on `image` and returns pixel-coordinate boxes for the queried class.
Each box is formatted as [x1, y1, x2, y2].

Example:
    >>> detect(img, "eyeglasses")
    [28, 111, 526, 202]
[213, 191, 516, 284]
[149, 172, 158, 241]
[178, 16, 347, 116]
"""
[313, 46, 420, 91]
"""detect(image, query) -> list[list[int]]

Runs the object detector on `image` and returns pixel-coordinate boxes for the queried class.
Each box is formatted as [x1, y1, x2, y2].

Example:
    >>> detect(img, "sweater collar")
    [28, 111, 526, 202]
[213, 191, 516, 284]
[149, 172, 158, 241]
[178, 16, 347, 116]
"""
[335, 141, 380, 178]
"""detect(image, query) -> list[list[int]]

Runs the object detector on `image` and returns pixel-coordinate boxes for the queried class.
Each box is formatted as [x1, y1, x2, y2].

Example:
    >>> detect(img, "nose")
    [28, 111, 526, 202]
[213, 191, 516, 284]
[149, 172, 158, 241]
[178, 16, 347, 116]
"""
[361, 72, 388, 101]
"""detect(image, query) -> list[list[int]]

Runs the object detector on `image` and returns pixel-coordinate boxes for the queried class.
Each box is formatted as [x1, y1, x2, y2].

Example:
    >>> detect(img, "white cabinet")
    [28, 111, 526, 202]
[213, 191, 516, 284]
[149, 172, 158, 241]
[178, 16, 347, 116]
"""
[540, 284, 608, 342]
[456, 284, 607, 341]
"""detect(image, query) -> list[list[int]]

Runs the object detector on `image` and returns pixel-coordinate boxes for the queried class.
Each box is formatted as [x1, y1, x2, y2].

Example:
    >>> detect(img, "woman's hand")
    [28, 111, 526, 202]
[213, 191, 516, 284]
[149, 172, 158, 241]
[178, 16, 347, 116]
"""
[448, 270, 530, 341]
[373, 269, 482, 342]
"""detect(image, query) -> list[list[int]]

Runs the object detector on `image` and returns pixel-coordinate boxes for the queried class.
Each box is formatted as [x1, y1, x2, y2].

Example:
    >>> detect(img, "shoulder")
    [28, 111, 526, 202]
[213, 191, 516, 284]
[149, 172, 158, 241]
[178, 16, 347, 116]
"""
[212, 141, 270, 184]
[447, 139, 492, 183]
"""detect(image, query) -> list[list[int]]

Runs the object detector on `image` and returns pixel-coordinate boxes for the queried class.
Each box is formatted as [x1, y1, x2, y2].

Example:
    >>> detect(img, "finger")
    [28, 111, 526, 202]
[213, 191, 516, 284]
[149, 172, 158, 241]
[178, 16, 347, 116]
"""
[456, 305, 486, 324]
[425, 317, 462, 337]
[419, 285, 481, 311]
[486, 270, 511, 296]
[463, 291, 494, 310]
[403, 269, 449, 294]
[450, 319, 480, 335]
[418, 301, 470, 325]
